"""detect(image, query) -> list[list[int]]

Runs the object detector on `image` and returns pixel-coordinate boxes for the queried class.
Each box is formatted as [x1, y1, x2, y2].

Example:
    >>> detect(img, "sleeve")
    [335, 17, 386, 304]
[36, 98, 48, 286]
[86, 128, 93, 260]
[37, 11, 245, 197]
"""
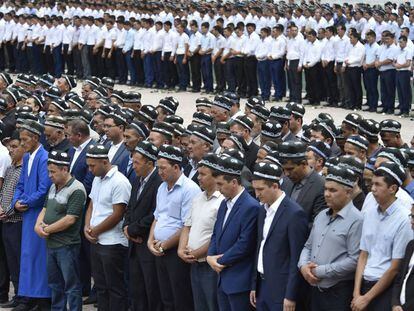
[111, 177, 131, 205]
[298, 221, 315, 268]
[0, 154, 11, 178]
[184, 197, 196, 226]
[181, 185, 201, 224]
[66, 189, 86, 217]
[392, 219, 413, 259]
[359, 213, 370, 251]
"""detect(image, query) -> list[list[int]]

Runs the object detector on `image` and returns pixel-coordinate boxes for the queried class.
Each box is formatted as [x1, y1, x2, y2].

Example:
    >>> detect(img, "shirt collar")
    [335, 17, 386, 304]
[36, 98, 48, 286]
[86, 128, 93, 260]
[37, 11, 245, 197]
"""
[111, 140, 123, 148]
[327, 200, 354, 218]
[229, 187, 245, 205]
[102, 166, 118, 180]
[29, 144, 41, 159]
[266, 191, 286, 213]
[205, 190, 222, 201]
[76, 137, 92, 152]
[142, 167, 156, 184]
[377, 198, 399, 216]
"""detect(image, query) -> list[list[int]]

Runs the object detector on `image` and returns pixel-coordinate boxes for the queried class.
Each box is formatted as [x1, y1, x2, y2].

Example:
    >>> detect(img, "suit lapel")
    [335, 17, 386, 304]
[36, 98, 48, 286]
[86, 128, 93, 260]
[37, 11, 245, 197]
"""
[265, 198, 288, 240]
[135, 169, 158, 206]
[112, 143, 126, 164]
[70, 140, 93, 172]
[296, 172, 316, 205]
[219, 190, 246, 239]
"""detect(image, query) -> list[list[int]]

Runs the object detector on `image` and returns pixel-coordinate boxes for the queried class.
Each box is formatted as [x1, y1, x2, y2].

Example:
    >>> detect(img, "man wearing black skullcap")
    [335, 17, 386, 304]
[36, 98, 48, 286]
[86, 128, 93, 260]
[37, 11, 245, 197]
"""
[306, 140, 331, 175]
[148, 122, 174, 148]
[353, 162, 412, 311]
[123, 141, 163, 311]
[279, 141, 327, 223]
[299, 165, 363, 311]
[35, 151, 86, 311]
[0, 91, 17, 139]
[251, 162, 308, 311]
[380, 119, 409, 149]
[147, 145, 201, 311]
[344, 135, 369, 163]
[207, 155, 260, 311]
[11, 120, 52, 310]
[85, 144, 131, 311]
[44, 116, 72, 153]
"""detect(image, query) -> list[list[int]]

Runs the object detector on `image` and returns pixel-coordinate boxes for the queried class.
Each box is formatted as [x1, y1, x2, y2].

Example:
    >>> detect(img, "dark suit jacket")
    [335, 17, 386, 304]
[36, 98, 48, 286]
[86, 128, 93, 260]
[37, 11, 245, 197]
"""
[120, 155, 136, 184]
[285, 170, 327, 223]
[392, 240, 414, 311]
[123, 169, 162, 248]
[283, 131, 299, 142]
[246, 141, 260, 172]
[1, 109, 15, 139]
[68, 139, 95, 195]
[45, 138, 72, 153]
[183, 163, 199, 185]
[208, 189, 260, 294]
[253, 196, 308, 305]
[108, 142, 129, 175]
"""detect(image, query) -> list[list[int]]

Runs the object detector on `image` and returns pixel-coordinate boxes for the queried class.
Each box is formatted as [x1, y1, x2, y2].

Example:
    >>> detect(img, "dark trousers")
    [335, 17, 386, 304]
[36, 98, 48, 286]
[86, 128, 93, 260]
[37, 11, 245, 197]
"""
[305, 63, 322, 104]
[52, 44, 63, 78]
[176, 54, 189, 90]
[190, 53, 201, 91]
[79, 230, 92, 297]
[153, 51, 164, 87]
[345, 66, 363, 109]
[44, 45, 54, 75]
[380, 69, 396, 113]
[115, 48, 127, 83]
[258, 60, 271, 100]
[16, 42, 28, 73]
[103, 48, 116, 79]
[323, 61, 339, 104]
[87, 45, 97, 77]
[129, 242, 162, 311]
[287, 59, 302, 103]
[163, 52, 178, 88]
[155, 247, 193, 311]
[72, 46, 83, 78]
[256, 276, 282, 311]
[47, 245, 82, 311]
[235, 57, 246, 96]
[26, 46, 34, 74]
[244, 56, 258, 97]
[310, 280, 353, 311]
[201, 54, 213, 92]
[125, 50, 137, 83]
[94, 47, 104, 78]
[143, 53, 154, 87]
[32, 44, 44, 74]
[363, 68, 379, 110]
[190, 262, 218, 311]
[270, 58, 286, 100]
[336, 62, 348, 104]
[217, 287, 252, 311]
[225, 58, 236, 92]
[396, 70, 412, 113]
[361, 280, 393, 311]
[214, 58, 225, 92]
[62, 44, 74, 75]
[91, 243, 127, 311]
[81, 45, 91, 78]
[0, 222, 9, 301]
[132, 50, 145, 85]
[5, 41, 15, 71]
[0, 45, 5, 70]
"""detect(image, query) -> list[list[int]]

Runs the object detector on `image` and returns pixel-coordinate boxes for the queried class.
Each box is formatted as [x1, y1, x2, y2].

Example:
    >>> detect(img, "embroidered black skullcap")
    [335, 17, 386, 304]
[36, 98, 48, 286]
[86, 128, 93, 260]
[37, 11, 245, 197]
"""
[135, 140, 158, 162]
[63, 109, 81, 121]
[326, 165, 357, 188]
[212, 95, 232, 111]
[261, 120, 282, 138]
[108, 110, 129, 126]
[0, 97, 7, 112]
[100, 77, 114, 89]
[51, 98, 69, 111]
[0, 120, 5, 136]
[63, 75, 77, 89]
[67, 95, 85, 109]
[173, 123, 185, 136]
[80, 109, 93, 124]
[158, 144, 183, 164]
[191, 125, 215, 145]
[0, 73, 13, 86]
[216, 122, 231, 135]
[195, 97, 212, 108]
[376, 161, 406, 186]
[199, 153, 220, 171]
[377, 147, 407, 167]
[151, 122, 174, 139]
[270, 106, 291, 121]
[222, 148, 245, 164]
[164, 96, 179, 107]
[290, 103, 306, 118]
[265, 150, 282, 166]
[228, 134, 248, 151]
[246, 96, 265, 109]
[109, 90, 125, 103]
[339, 155, 365, 176]
[138, 105, 158, 123]
[250, 105, 270, 122]
[16, 74, 32, 86]
[222, 91, 240, 104]
[216, 155, 243, 176]
[5, 88, 22, 105]
[346, 135, 369, 151]
[20, 120, 44, 136]
[44, 86, 62, 99]
[260, 141, 278, 153]
[128, 120, 149, 138]
[45, 115, 66, 130]
[233, 115, 253, 132]
[324, 156, 340, 169]
[380, 119, 401, 133]
[84, 76, 101, 89]
[158, 98, 177, 114]
[185, 124, 198, 136]
[307, 140, 331, 160]
[315, 112, 334, 124]
[16, 87, 31, 100]
[403, 149, 414, 167]
[28, 75, 38, 86]
[91, 86, 107, 98]
[279, 141, 307, 160]
[86, 144, 109, 159]
[16, 105, 33, 114]
[124, 91, 141, 103]
[65, 91, 78, 101]
[164, 114, 184, 125]
[96, 104, 112, 117]
[314, 122, 336, 141]
[48, 150, 71, 166]
[359, 118, 380, 139]
[29, 93, 45, 108]
[192, 112, 213, 126]
[253, 161, 283, 182]
[38, 74, 55, 88]
[343, 113, 362, 129]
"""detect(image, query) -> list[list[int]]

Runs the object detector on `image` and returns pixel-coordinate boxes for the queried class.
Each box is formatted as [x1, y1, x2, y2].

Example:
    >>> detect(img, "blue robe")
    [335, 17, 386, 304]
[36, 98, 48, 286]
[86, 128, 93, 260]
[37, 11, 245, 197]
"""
[11, 145, 52, 298]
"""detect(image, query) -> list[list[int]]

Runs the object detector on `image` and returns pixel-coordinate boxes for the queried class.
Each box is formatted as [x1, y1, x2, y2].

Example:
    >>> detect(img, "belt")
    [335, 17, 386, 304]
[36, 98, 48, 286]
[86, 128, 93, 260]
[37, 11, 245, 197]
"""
[317, 280, 354, 292]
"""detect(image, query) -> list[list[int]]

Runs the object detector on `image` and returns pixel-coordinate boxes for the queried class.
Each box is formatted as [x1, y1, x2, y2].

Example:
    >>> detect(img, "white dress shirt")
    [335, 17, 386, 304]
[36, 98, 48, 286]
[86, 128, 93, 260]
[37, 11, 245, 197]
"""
[268, 34, 287, 59]
[176, 32, 189, 55]
[28, 145, 41, 176]
[395, 47, 413, 71]
[286, 35, 304, 61]
[301, 39, 321, 67]
[70, 138, 92, 172]
[255, 36, 272, 60]
[223, 188, 245, 228]
[108, 141, 123, 162]
[345, 41, 365, 67]
[334, 35, 350, 64]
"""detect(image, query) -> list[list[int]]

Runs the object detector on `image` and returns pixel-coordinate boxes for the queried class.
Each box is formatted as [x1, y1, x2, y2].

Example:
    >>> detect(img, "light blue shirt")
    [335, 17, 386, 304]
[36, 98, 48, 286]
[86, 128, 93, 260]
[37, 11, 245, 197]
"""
[377, 44, 399, 71]
[123, 28, 136, 52]
[153, 173, 201, 241]
[364, 42, 379, 65]
[360, 199, 412, 281]
[200, 32, 214, 53]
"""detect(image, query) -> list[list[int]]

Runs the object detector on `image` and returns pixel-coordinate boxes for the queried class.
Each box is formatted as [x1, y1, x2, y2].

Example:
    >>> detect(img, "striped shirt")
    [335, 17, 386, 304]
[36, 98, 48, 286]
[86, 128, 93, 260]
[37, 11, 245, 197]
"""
[0, 164, 23, 223]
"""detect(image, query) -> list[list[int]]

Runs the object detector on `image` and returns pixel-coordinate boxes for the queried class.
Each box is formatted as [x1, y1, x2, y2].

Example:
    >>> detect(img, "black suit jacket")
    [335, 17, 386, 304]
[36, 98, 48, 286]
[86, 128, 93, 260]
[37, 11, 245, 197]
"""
[285, 170, 327, 223]
[123, 169, 162, 249]
[392, 240, 414, 311]
[246, 141, 260, 172]
[183, 162, 199, 185]
[1, 109, 15, 139]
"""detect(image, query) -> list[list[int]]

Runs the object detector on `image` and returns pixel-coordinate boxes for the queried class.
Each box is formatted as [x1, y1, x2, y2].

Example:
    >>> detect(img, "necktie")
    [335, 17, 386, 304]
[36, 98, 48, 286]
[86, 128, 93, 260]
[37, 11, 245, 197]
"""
[136, 178, 146, 200]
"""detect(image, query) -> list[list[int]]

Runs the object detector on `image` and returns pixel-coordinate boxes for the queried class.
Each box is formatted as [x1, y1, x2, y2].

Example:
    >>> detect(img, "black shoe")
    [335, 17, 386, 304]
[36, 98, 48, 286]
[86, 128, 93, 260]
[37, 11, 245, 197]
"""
[386, 110, 394, 115]
[83, 296, 97, 305]
[12, 304, 33, 311]
[1, 300, 19, 308]
[94, 303, 98, 308]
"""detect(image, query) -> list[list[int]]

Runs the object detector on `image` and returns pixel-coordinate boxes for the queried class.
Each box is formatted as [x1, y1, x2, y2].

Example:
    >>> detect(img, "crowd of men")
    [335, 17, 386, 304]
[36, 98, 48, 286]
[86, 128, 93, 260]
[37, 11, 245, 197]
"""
[0, 66, 412, 311]
[2, 0, 414, 116]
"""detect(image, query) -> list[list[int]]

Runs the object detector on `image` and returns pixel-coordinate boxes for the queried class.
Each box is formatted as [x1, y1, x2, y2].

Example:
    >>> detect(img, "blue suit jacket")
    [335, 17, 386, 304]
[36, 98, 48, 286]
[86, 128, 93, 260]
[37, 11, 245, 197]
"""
[68, 139, 95, 195]
[106, 142, 129, 175]
[120, 155, 136, 183]
[253, 196, 308, 305]
[208, 189, 260, 294]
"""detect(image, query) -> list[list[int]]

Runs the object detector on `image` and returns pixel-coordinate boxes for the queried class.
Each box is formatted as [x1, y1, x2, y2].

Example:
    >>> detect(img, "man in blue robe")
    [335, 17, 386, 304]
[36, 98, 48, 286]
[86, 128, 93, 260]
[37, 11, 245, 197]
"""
[11, 120, 52, 311]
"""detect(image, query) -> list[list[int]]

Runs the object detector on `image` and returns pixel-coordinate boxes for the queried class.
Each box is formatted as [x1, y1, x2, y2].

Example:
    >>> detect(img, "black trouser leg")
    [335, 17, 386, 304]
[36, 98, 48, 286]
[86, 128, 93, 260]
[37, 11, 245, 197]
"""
[244, 56, 258, 97]
[190, 53, 201, 91]
[214, 58, 225, 92]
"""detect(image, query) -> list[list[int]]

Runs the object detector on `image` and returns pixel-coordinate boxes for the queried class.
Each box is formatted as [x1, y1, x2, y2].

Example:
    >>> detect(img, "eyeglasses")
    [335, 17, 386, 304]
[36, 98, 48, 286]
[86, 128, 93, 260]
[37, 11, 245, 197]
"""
[103, 124, 118, 129]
